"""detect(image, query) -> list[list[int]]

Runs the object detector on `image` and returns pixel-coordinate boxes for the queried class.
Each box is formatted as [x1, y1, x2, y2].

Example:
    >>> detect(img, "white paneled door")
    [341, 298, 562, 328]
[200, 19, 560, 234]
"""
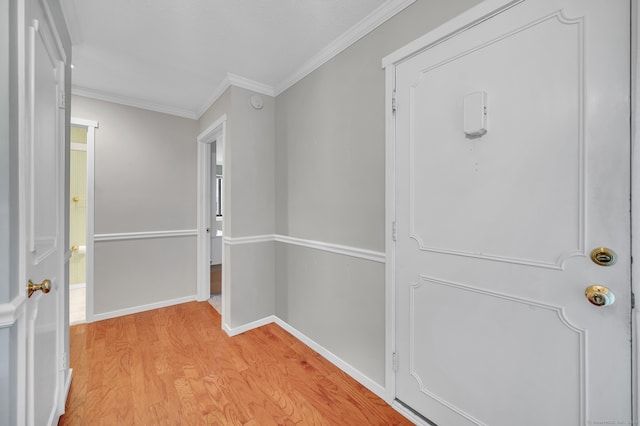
[392, 0, 631, 425]
[22, 0, 67, 424]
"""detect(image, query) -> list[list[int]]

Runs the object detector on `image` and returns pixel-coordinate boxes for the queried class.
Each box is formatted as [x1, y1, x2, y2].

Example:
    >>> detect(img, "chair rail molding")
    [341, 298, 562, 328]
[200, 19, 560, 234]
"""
[222, 234, 385, 263]
[0, 295, 27, 328]
[94, 229, 198, 242]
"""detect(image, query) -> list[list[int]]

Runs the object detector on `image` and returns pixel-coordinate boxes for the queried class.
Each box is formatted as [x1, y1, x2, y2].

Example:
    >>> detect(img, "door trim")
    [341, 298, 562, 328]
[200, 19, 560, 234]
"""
[196, 114, 226, 316]
[631, 0, 640, 421]
[383, 0, 637, 423]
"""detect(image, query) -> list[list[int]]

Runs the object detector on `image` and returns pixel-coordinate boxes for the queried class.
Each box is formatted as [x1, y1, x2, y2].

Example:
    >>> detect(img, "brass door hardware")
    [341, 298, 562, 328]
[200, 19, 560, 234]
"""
[71, 245, 79, 252]
[27, 279, 51, 298]
[72, 196, 80, 203]
[585, 285, 615, 307]
[590, 247, 616, 266]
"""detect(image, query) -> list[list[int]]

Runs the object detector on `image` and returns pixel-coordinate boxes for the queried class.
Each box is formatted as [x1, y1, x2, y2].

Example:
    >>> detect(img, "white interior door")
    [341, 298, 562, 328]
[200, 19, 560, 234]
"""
[24, 3, 66, 425]
[393, 0, 631, 425]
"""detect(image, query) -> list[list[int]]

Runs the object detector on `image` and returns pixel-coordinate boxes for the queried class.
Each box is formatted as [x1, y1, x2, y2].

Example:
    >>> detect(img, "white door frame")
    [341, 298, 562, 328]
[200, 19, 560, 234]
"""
[196, 114, 226, 312]
[631, 0, 640, 420]
[70, 118, 97, 323]
[383, 0, 637, 422]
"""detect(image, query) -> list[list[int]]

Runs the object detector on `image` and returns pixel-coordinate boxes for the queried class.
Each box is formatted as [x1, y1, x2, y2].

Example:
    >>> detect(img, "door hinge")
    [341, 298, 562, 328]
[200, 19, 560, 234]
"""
[60, 352, 69, 370]
[392, 221, 397, 242]
[632, 292, 635, 310]
[391, 90, 397, 114]
[392, 352, 399, 372]
[58, 91, 66, 109]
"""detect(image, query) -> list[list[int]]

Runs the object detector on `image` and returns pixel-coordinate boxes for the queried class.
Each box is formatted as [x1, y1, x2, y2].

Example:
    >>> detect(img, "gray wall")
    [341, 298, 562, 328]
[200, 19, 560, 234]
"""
[275, 243, 385, 378]
[199, 86, 276, 328]
[274, 0, 483, 386]
[199, 88, 231, 134]
[228, 87, 275, 237]
[71, 96, 199, 315]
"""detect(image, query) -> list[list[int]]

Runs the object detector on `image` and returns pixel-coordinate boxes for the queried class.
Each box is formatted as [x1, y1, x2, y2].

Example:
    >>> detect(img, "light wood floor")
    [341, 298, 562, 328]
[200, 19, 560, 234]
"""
[58, 301, 412, 425]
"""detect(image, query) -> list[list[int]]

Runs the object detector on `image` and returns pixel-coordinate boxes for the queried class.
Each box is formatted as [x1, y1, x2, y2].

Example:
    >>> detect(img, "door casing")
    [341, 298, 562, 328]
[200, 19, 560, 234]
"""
[196, 114, 227, 322]
[382, 0, 638, 422]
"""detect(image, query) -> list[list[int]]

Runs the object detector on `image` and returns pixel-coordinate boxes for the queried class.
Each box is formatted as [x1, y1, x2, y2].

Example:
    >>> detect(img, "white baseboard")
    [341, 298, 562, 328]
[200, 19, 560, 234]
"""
[218, 313, 387, 402]
[222, 315, 277, 337]
[85, 299, 405, 422]
[91, 295, 197, 322]
[273, 317, 387, 401]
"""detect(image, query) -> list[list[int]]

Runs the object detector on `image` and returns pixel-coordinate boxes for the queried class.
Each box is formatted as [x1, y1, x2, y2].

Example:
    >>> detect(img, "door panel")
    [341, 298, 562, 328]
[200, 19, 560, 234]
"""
[394, 1, 630, 425]
[31, 17, 59, 260]
[406, 11, 582, 268]
[25, 5, 66, 425]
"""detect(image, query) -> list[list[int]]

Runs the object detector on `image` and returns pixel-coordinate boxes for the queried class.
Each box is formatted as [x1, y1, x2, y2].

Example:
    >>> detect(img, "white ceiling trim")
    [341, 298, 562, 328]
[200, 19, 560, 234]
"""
[228, 73, 276, 97]
[72, 85, 199, 120]
[195, 73, 276, 119]
[273, 0, 416, 96]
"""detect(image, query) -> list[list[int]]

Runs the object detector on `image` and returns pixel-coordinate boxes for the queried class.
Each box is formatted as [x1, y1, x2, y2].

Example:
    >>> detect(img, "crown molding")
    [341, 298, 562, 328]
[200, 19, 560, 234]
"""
[72, 0, 414, 120]
[72, 86, 199, 120]
[274, 0, 416, 95]
[196, 73, 276, 119]
[227, 73, 275, 97]
[198, 0, 415, 114]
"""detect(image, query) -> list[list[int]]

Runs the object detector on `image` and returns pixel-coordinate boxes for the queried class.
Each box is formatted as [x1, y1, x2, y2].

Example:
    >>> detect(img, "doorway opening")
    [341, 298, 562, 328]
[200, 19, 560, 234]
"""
[197, 114, 227, 324]
[69, 118, 97, 324]
[209, 140, 223, 313]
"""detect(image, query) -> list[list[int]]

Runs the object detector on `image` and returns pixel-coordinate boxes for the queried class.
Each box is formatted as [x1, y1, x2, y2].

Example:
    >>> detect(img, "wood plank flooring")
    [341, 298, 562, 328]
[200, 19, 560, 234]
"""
[58, 301, 412, 425]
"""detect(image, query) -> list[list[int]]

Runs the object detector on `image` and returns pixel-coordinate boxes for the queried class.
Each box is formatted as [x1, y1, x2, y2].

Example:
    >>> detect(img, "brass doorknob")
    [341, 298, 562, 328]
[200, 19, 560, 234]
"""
[585, 285, 615, 307]
[27, 279, 51, 298]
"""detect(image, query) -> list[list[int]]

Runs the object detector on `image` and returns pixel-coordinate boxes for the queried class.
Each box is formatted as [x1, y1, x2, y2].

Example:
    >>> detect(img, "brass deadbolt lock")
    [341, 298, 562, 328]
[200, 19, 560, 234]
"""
[590, 247, 616, 267]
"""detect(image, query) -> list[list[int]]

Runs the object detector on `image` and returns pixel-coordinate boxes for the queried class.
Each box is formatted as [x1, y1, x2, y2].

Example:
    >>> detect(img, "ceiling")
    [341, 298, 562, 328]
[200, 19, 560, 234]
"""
[60, 0, 414, 119]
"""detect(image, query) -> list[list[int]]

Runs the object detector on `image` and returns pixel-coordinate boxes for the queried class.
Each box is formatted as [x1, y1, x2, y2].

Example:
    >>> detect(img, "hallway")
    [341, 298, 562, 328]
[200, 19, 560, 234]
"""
[58, 302, 411, 425]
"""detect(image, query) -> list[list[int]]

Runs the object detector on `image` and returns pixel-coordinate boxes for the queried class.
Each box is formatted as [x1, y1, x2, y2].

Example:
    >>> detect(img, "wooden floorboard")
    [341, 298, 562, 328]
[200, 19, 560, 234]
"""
[58, 301, 412, 425]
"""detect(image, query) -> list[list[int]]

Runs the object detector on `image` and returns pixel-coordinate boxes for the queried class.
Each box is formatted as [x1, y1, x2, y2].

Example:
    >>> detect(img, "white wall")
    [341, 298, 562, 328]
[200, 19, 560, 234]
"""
[71, 96, 199, 317]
